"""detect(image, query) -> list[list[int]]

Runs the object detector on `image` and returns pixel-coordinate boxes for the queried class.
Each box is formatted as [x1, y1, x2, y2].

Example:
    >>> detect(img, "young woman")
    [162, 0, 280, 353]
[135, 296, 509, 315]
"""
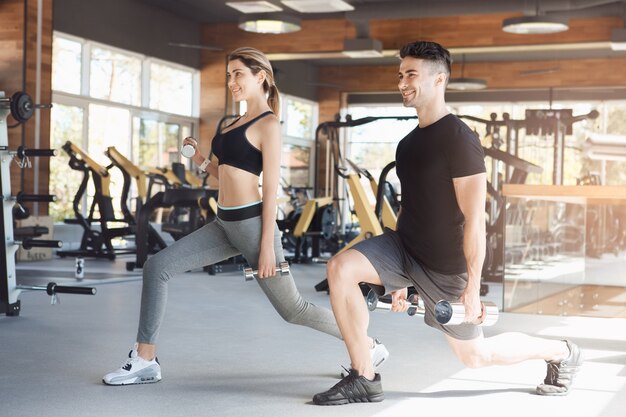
[103, 47, 388, 385]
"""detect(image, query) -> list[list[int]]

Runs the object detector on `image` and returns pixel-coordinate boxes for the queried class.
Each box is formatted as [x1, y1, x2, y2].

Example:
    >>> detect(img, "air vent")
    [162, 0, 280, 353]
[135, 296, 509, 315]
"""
[342, 38, 383, 58]
[281, 0, 354, 13]
[226, 1, 283, 14]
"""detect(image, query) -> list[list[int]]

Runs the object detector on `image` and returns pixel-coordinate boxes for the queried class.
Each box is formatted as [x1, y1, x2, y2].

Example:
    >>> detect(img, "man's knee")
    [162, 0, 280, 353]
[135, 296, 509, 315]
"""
[326, 254, 357, 289]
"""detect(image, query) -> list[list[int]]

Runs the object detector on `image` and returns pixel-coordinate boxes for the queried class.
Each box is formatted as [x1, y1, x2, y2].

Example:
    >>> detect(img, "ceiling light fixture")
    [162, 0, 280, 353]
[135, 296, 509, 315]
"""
[447, 54, 487, 91]
[502, 0, 568, 34]
[342, 38, 383, 58]
[502, 15, 569, 34]
[238, 13, 301, 34]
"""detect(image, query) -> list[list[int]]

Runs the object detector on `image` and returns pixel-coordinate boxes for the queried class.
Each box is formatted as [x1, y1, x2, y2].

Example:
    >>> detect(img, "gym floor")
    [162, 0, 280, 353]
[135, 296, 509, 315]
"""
[2, 256, 625, 417]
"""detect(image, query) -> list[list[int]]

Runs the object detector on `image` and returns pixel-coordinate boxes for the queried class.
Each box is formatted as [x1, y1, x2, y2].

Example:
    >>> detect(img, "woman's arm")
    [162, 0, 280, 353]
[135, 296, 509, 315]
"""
[256, 116, 282, 278]
[203, 158, 219, 179]
[182, 136, 219, 179]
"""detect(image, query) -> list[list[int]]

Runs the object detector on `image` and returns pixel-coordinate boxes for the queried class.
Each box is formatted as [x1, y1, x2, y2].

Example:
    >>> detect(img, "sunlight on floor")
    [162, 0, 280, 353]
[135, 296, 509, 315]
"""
[372, 347, 625, 417]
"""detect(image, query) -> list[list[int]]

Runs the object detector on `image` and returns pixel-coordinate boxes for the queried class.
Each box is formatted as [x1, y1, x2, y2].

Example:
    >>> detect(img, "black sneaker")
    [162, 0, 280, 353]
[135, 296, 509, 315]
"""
[313, 368, 384, 405]
[536, 340, 583, 396]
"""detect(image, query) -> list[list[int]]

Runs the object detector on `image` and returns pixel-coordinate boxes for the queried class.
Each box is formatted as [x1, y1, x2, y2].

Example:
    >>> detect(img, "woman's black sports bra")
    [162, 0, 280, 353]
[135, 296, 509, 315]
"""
[211, 111, 273, 176]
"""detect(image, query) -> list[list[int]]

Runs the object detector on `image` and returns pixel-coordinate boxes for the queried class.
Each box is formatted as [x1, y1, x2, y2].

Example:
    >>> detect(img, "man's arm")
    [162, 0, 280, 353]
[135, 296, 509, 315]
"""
[452, 172, 487, 322]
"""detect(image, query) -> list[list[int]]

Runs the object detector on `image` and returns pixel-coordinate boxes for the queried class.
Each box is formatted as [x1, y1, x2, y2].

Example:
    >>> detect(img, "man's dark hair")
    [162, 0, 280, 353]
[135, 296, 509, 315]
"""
[399, 41, 451, 77]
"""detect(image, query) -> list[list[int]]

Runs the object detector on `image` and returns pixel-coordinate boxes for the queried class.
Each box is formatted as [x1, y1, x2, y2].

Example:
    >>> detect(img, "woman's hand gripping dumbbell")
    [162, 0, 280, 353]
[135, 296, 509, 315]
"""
[366, 289, 499, 326]
[243, 261, 290, 281]
[181, 137, 208, 169]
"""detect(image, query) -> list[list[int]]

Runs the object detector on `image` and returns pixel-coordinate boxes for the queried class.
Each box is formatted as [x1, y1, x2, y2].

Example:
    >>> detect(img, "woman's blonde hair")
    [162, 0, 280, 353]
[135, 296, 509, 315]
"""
[228, 47, 280, 117]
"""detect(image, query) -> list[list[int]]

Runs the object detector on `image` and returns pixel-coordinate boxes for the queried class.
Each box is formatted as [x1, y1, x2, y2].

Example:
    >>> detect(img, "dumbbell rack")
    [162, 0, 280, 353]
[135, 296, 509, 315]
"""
[0, 90, 95, 316]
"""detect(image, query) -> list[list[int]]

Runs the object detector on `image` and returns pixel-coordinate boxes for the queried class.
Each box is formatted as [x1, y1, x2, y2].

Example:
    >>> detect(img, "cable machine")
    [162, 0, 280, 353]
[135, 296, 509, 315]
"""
[458, 109, 600, 290]
[313, 114, 414, 292]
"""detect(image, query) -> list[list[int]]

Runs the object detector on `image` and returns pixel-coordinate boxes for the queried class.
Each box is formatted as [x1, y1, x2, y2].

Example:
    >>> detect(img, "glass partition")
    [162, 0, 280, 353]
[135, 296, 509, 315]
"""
[504, 195, 626, 318]
[504, 198, 586, 315]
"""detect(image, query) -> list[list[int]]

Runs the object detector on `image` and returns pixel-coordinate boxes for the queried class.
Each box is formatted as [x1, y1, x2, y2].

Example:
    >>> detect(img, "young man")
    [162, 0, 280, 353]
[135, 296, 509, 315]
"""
[312, 40, 583, 406]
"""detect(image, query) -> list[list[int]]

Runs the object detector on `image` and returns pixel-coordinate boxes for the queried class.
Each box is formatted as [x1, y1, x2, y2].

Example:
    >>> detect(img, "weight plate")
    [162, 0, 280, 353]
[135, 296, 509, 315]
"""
[10, 91, 33, 123]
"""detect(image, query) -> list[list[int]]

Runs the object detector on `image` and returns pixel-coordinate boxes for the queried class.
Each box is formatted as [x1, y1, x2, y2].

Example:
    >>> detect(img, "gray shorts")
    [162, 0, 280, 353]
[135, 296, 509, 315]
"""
[353, 229, 482, 340]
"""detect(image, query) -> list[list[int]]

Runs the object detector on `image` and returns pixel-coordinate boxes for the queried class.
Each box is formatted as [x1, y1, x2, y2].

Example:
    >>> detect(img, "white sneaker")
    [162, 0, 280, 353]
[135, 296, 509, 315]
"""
[341, 338, 389, 377]
[103, 344, 162, 385]
[370, 338, 389, 370]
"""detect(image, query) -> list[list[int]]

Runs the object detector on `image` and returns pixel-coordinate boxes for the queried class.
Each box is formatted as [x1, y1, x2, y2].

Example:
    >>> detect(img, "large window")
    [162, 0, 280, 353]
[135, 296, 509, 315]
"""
[284, 96, 315, 139]
[150, 61, 194, 116]
[345, 104, 417, 198]
[51, 35, 81, 94]
[90, 47, 142, 106]
[133, 118, 188, 169]
[344, 100, 626, 212]
[281, 94, 317, 188]
[50, 32, 199, 222]
[49, 103, 84, 222]
[448, 101, 610, 186]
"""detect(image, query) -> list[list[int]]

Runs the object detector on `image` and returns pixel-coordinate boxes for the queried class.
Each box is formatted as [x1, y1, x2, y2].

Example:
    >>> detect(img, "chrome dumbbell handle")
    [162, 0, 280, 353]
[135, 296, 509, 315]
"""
[366, 290, 425, 316]
[366, 290, 499, 326]
[434, 300, 499, 326]
[243, 261, 290, 281]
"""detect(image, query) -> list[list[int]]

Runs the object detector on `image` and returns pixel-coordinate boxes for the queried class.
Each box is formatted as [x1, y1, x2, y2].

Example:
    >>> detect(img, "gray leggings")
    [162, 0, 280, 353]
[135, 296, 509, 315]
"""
[137, 215, 341, 343]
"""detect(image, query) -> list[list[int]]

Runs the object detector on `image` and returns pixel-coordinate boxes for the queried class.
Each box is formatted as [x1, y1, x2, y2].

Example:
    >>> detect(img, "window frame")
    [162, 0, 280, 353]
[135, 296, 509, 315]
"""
[50, 31, 200, 220]
[280, 93, 318, 188]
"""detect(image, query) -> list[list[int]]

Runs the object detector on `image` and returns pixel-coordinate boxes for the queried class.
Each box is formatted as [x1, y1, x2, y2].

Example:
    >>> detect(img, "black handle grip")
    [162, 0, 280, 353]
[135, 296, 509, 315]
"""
[17, 147, 58, 158]
[13, 226, 49, 239]
[16, 192, 56, 203]
[21, 239, 63, 249]
[46, 282, 96, 295]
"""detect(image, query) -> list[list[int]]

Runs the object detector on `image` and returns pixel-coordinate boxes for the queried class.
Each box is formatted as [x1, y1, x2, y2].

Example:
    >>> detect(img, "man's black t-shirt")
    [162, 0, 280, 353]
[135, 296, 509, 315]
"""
[395, 113, 486, 274]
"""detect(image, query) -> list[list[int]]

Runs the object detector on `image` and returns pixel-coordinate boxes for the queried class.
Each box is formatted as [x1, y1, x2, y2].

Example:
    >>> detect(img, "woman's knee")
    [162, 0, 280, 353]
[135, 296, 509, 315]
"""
[271, 295, 306, 324]
[143, 255, 171, 282]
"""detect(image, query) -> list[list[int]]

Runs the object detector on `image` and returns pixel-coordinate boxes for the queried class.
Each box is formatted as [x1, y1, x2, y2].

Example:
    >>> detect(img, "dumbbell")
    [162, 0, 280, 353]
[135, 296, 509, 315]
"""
[181, 136, 198, 158]
[434, 299, 499, 326]
[366, 290, 426, 317]
[243, 261, 290, 281]
[366, 289, 499, 326]
[181, 143, 196, 158]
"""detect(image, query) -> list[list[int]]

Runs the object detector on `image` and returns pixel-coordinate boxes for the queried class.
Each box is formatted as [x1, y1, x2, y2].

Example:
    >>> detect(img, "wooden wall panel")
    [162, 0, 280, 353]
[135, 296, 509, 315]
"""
[1, 0, 28, 203]
[370, 14, 620, 49]
[317, 58, 626, 95]
[0, 0, 53, 215]
[202, 19, 354, 54]
[203, 14, 622, 56]
[200, 13, 624, 130]
[198, 52, 227, 146]
[0, 1, 24, 92]
[25, 0, 53, 214]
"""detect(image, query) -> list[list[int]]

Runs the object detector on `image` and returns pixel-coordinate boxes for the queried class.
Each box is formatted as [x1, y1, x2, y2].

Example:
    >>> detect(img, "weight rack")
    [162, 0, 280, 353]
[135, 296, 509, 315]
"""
[0, 90, 95, 316]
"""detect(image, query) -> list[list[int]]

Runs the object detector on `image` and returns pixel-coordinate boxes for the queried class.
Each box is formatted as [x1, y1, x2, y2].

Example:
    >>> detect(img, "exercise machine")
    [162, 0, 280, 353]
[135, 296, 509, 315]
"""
[57, 141, 136, 260]
[347, 159, 398, 230]
[314, 115, 411, 252]
[128, 186, 216, 271]
[313, 115, 412, 292]
[104, 146, 168, 252]
[1, 91, 95, 316]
